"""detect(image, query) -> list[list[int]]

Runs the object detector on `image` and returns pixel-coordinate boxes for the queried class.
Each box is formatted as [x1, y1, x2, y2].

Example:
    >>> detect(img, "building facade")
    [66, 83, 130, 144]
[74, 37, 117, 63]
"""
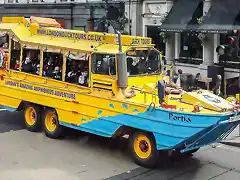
[0, 0, 126, 32]
[125, 0, 240, 85]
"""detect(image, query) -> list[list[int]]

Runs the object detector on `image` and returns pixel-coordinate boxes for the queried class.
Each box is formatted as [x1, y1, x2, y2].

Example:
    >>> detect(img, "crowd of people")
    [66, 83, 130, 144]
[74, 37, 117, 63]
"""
[12, 50, 89, 87]
[65, 58, 89, 87]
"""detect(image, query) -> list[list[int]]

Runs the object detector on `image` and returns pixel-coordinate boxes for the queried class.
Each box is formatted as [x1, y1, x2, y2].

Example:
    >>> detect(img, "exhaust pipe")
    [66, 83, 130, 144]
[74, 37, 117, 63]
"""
[115, 31, 134, 98]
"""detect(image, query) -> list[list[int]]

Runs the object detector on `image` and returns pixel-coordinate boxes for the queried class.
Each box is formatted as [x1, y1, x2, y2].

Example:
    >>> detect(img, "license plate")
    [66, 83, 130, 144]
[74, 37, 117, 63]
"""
[229, 115, 240, 122]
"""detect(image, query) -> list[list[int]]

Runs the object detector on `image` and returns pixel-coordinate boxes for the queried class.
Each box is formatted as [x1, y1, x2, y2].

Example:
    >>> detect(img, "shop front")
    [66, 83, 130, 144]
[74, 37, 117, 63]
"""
[140, 0, 240, 95]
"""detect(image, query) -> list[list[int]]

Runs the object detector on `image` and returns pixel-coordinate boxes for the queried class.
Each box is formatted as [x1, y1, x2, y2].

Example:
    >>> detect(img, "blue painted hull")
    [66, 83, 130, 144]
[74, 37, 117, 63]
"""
[60, 107, 240, 152]
[3, 104, 238, 152]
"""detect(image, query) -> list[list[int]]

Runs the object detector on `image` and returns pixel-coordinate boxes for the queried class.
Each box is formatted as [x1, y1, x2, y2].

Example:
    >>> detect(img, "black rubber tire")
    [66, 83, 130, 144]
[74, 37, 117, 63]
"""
[24, 103, 42, 132]
[43, 108, 63, 139]
[129, 131, 159, 168]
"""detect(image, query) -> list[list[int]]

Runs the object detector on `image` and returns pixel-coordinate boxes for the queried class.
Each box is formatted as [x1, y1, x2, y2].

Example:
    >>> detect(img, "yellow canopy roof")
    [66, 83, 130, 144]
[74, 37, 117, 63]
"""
[0, 22, 136, 54]
[94, 44, 130, 54]
[0, 23, 100, 52]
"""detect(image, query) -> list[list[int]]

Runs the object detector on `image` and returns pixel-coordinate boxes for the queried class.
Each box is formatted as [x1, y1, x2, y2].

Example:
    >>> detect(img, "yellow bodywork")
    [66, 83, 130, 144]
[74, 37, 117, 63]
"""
[0, 16, 235, 136]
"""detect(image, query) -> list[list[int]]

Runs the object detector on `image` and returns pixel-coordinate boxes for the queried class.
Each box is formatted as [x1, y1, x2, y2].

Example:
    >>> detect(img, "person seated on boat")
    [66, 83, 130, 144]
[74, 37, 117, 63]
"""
[14, 60, 20, 70]
[127, 57, 133, 76]
[22, 57, 34, 73]
[127, 57, 139, 75]
[44, 58, 55, 77]
[67, 64, 78, 83]
[53, 66, 62, 80]
[175, 69, 183, 86]
[35, 64, 40, 75]
[162, 77, 182, 95]
[77, 63, 89, 87]
[32, 53, 39, 67]
[0, 35, 8, 49]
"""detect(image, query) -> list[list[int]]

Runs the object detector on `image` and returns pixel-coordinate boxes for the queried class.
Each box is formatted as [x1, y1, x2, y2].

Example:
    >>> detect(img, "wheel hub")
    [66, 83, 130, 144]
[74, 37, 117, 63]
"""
[139, 140, 148, 153]
[31, 112, 36, 120]
[52, 118, 57, 125]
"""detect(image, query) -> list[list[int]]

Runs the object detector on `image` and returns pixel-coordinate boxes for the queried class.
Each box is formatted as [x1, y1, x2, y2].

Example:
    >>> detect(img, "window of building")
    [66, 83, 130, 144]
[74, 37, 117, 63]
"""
[146, 26, 165, 55]
[179, 32, 203, 64]
[219, 32, 240, 69]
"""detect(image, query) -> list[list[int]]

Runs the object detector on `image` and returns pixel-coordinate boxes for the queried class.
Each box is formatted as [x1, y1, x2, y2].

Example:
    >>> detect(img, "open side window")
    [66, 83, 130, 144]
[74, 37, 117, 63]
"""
[21, 46, 40, 75]
[42, 50, 64, 81]
[10, 38, 21, 71]
[64, 52, 90, 87]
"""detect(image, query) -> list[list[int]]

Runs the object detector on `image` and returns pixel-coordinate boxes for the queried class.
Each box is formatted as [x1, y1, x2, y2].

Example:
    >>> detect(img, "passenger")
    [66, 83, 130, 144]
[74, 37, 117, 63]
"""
[78, 63, 88, 86]
[67, 65, 78, 83]
[2, 41, 8, 49]
[164, 80, 182, 95]
[35, 64, 40, 75]
[175, 69, 183, 86]
[14, 60, 20, 70]
[127, 57, 133, 76]
[22, 57, 34, 73]
[32, 53, 39, 66]
[53, 66, 62, 80]
[44, 58, 54, 77]
[0, 35, 8, 49]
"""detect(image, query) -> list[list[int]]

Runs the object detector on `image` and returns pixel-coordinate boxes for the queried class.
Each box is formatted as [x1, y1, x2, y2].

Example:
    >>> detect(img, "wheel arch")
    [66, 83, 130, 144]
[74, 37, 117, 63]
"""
[113, 125, 156, 141]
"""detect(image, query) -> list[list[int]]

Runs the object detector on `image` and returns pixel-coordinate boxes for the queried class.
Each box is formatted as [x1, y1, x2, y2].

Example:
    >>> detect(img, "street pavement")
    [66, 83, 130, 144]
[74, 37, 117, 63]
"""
[1, 110, 240, 180]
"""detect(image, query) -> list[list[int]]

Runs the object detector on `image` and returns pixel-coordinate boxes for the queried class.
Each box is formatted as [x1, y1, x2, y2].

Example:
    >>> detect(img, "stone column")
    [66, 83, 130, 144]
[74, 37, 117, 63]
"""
[201, 0, 214, 67]
[166, 34, 175, 65]
[165, 0, 174, 65]
[126, 0, 143, 36]
[202, 34, 214, 66]
[213, 33, 220, 63]
[175, 33, 181, 59]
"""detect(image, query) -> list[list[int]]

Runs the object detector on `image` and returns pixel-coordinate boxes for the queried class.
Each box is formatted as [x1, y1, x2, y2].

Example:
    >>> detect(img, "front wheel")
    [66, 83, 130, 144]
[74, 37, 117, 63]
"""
[43, 108, 63, 139]
[129, 131, 158, 168]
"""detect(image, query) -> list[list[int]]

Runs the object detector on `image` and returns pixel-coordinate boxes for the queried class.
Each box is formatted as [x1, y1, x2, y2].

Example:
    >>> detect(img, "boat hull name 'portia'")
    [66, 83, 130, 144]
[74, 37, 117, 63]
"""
[169, 112, 192, 122]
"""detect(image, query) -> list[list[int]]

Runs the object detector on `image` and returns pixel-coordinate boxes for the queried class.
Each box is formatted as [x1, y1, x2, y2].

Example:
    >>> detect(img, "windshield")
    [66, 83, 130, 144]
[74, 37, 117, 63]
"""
[126, 48, 160, 76]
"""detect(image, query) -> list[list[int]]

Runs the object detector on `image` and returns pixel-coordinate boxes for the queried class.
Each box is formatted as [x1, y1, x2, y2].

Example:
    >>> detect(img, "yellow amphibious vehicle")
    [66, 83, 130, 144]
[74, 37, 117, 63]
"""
[0, 16, 239, 168]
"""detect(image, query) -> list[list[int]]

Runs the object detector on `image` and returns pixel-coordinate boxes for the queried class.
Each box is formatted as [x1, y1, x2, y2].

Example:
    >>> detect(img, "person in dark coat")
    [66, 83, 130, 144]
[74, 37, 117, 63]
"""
[22, 57, 34, 74]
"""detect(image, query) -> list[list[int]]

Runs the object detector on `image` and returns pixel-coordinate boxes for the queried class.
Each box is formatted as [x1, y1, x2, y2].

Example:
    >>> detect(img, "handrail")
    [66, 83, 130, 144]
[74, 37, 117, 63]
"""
[131, 86, 157, 104]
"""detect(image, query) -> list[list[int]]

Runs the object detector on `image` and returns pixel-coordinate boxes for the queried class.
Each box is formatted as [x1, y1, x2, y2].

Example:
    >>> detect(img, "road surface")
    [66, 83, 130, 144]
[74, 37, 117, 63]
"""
[0, 110, 240, 180]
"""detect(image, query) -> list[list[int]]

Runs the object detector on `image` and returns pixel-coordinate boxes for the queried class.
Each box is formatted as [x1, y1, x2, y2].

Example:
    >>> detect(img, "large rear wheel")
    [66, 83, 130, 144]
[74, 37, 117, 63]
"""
[129, 131, 158, 168]
[24, 103, 42, 132]
[43, 108, 63, 139]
